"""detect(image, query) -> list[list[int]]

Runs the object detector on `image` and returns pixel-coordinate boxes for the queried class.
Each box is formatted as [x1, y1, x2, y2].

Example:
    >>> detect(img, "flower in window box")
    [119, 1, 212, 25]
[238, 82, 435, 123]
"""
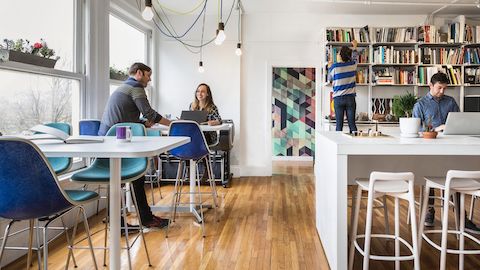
[0, 38, 59, 68]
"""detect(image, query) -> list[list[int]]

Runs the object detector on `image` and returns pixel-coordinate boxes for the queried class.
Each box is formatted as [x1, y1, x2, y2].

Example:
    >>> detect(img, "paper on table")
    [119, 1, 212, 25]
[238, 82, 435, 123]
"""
[29, 125, 104, 144]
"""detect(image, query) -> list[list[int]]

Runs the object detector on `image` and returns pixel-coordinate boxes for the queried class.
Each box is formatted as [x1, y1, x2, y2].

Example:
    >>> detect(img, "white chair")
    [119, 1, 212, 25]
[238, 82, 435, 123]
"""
[418, 170, 480, 270]
[349, 172, 419, 270]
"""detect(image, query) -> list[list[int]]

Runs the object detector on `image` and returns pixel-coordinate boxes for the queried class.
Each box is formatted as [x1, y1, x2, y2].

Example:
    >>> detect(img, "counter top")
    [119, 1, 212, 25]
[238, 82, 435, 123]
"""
[317, 131, 480, 155]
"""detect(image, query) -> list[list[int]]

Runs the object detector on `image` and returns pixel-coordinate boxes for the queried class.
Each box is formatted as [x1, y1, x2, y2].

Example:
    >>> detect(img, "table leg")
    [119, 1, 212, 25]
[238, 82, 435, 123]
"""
[109, 158, 121, 269]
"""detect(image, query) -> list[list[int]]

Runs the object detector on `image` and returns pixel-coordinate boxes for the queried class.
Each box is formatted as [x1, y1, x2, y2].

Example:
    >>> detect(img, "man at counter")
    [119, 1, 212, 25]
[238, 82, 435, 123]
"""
[413, 72, 480, 232]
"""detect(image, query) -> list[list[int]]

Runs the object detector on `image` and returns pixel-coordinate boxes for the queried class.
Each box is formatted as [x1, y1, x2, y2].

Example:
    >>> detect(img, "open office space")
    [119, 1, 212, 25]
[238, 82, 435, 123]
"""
[1, 0, 480, 269]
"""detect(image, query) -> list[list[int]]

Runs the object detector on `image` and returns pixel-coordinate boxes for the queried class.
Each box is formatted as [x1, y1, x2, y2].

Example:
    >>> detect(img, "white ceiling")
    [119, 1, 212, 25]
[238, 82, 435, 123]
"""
[154, 0, 480, 15]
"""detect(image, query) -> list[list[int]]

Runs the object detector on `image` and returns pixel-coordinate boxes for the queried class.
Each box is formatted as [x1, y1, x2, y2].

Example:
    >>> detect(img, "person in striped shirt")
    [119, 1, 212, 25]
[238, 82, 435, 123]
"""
[328, 40, 359, 132]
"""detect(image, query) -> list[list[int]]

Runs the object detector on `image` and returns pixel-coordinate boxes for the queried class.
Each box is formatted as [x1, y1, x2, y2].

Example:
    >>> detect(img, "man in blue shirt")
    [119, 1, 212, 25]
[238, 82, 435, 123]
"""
[413, 72, 479, 232]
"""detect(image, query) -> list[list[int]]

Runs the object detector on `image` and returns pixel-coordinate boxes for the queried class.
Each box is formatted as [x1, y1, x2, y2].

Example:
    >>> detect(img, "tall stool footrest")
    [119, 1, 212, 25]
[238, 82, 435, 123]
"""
[354, 234, 416, 261]
[422, 230, 480, 255]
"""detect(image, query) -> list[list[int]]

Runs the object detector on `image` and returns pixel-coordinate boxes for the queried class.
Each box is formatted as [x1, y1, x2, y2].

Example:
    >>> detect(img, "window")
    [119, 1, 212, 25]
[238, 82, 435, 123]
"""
[0, 0, 82, 137]
[109, 13, 149, 91]
[0, 70, 80, 135]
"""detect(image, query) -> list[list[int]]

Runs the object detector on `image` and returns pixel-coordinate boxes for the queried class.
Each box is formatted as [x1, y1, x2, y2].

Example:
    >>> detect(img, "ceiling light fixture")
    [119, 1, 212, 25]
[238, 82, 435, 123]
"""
[198, 61, 205, 73]
[235, 43, 242, 56]
[142, 0, 154, 21]
[235, 1, 242, 56]
[215, 22, 226, 45]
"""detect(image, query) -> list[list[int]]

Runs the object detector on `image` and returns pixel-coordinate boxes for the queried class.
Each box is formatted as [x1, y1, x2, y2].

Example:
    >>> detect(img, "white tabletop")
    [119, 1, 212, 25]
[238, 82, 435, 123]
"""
[318, 131, 480, 155]
[149, 123, 229, 133]
[32, 136, 190, 158]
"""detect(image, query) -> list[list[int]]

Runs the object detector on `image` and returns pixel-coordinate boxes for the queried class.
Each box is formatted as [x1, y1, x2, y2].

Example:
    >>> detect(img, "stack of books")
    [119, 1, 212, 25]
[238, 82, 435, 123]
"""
[326, 27, 370, 43]
[372, 27, 416, 43]
[419, 47, 464, 65]
[373, 46, 416, 64]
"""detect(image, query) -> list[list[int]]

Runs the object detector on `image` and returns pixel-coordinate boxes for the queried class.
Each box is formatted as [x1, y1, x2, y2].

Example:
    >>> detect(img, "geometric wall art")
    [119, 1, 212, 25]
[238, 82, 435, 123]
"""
[272, 67, 316, 156]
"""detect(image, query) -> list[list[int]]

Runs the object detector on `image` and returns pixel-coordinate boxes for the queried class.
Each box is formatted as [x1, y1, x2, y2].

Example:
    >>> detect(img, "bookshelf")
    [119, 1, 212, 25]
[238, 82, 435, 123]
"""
[322, 22, 480, 127]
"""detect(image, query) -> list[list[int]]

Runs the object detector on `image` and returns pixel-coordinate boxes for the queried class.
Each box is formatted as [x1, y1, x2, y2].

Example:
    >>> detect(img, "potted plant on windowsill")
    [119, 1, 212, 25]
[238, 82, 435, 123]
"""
[422, 116, 438, 139]
[109, 66, 129, 81]
[392, 92, 421, 138]
[0, 38, 59, 68]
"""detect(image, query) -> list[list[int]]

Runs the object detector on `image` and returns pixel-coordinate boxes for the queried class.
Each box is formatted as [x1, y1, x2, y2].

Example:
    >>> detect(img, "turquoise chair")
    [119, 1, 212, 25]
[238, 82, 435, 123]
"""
[35, 122, 73, 174]
[70, 122, 151, 269]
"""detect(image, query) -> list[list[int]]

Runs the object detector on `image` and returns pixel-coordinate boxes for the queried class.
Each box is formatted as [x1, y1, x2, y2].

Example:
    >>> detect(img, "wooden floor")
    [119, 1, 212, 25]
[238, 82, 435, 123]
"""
[5, 163, 328, 270]
[4, 163, 480, 269]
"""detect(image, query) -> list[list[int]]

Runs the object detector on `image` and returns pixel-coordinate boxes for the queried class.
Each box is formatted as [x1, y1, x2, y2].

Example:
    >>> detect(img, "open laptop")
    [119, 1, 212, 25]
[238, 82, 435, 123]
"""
[180, 110, 208, 124]
[443, 112, 480, 135]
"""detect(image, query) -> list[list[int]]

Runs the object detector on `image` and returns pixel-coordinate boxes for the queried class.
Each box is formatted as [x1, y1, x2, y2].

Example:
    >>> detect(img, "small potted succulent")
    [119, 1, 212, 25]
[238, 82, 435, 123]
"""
[392, 92, 421, 137]
[422, 116, 438, 139]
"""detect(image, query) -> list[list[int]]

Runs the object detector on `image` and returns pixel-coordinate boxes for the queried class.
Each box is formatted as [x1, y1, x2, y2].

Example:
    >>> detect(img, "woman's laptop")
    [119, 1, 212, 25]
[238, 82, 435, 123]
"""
[443, 112, 480, 135]
[180, 110, 208, 124]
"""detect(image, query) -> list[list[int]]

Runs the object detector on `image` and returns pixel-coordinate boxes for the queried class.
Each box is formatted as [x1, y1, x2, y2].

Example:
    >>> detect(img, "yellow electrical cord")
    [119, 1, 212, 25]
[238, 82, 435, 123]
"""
[157, 0, 206, 15]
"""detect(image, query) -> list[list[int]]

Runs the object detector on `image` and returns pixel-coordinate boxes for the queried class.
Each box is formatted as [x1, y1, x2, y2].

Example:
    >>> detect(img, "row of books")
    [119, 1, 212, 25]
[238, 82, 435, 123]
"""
[419, 47, 464, 65]
[373, 46, 416, 64]
[418, 66, 461, 85]
[356, 68, 369, 84]
[325, 47, 369, 64]
[465, 48, 480, 65]
[465, 68, 480, 84]
[373, 67, 415, 85]
[326, 27, 370, 43]
[371, 27, 417, 43]
[465, 25, 480, 43]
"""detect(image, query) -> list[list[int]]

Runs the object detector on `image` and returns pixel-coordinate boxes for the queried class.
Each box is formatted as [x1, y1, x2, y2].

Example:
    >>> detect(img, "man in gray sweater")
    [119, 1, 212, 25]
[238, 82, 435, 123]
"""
[99, 62, 171, 229]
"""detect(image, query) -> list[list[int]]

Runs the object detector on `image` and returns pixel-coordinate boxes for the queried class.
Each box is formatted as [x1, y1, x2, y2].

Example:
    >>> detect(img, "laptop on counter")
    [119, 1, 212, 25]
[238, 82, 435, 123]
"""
[180, 110, 208, 124]
[443, 112, 480, 135]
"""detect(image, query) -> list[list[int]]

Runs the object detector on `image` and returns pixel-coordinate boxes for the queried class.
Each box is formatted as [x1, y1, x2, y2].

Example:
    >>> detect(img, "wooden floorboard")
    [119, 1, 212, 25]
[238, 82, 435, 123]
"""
[4, 163, 480, 269]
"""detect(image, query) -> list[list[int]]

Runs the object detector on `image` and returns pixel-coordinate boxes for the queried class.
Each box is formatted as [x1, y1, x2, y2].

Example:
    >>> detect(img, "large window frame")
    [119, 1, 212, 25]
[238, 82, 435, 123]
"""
[0, 0, 86, 171]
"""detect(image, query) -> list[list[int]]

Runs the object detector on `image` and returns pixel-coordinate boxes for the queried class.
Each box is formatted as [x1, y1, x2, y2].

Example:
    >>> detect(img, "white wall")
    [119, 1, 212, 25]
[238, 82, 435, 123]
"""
[155, 12, 429, 176]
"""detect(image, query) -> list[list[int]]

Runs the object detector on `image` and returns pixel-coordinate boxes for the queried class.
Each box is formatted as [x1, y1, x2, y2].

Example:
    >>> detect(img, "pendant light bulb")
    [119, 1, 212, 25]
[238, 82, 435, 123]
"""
[142, 0, 154, 21]
[198, 61, 205, 73]
[214, 22, 226, 46]
[235, 43, 242, 56]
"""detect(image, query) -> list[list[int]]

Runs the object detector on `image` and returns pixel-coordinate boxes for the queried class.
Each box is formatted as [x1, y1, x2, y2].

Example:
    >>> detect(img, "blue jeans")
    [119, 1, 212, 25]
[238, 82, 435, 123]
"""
[334, 95, 357, 132]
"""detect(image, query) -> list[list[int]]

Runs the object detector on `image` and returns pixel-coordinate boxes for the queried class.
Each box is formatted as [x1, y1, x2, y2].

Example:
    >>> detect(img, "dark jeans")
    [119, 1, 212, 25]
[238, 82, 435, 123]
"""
[119, 176, 154, 226]
[334, 95, 357, 132]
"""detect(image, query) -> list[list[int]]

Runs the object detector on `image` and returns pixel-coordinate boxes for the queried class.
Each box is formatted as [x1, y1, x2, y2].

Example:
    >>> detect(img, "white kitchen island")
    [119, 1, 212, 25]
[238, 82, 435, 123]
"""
[315, 131, 480, 270]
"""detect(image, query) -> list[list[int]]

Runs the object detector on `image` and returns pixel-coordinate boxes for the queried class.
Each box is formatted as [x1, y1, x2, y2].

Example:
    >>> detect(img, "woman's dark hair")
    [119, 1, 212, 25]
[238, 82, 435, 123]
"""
[191, 83, 216, 113]
[430, 72, 449, 85]
[128, 62, 151, 75]
[340, 46, 353, 62]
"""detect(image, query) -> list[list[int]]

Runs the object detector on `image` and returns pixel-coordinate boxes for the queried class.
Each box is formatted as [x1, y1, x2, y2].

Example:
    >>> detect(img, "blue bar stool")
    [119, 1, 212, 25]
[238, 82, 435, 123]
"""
[166, 120, 219, 238]
[70, 122, 152, 269]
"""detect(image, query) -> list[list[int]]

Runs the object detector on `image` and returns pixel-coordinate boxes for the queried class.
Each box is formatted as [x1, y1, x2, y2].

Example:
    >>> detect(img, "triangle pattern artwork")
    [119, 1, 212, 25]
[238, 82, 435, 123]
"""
[272, 67, 316, 157]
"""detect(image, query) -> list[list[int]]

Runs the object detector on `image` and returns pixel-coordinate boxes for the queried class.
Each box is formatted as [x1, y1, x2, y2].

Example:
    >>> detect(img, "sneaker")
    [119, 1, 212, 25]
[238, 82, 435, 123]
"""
[465, 218, 480, 234]
[144, 216, 169, 230]
[425, 207, 435, 227]
[121, 224, 141, 236]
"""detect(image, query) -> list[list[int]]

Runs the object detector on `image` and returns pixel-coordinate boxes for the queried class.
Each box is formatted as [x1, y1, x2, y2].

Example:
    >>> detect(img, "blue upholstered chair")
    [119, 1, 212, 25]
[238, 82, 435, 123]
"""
[0, 137, 98, 270]
[166, 120, 219, 238]
[79, 119, 101, 136]
[70, 122, 151, 269]
[35, 122, 73, 174]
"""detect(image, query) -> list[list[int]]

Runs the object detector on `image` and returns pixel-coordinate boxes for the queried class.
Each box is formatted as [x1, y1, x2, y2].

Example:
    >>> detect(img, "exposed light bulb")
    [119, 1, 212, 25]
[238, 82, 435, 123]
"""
[198, 61, 205, 73]
[214, 22, 226, 46]
[235, 43, 242, 56]
[142, 0, 154, 21]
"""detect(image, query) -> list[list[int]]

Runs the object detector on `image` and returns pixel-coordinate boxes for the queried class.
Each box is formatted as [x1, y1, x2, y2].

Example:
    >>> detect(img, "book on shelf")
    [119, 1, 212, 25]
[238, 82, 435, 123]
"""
[356, 68, 369, 84]
[418, 25, 437, 43]
[373, 67, 415, 85]
[371, 27, 416, 43]
[465, 47, 480, 64]
[29, 125, 104, 144]
[418, 66, 461, 85]
[326, 46, 369, 64]
[326, 26, 370, 43]
[373, 46, 416, 64]
[419, 47, 464, 65]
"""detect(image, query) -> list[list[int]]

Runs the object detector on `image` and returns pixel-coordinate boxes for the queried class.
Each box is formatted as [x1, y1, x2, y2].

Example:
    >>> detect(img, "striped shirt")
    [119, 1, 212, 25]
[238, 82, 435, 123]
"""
[328, 50, 358, 98]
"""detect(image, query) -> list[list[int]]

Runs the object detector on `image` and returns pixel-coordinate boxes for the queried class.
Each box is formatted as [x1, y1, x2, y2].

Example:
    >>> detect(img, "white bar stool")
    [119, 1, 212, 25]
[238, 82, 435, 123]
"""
[418, 170, 480, 270]
[349, 172, 420, 270]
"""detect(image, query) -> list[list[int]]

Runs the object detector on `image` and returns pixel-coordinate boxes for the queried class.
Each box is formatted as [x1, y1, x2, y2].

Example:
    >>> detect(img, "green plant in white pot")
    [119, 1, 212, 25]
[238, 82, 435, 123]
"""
[392, 92, 420, 137]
